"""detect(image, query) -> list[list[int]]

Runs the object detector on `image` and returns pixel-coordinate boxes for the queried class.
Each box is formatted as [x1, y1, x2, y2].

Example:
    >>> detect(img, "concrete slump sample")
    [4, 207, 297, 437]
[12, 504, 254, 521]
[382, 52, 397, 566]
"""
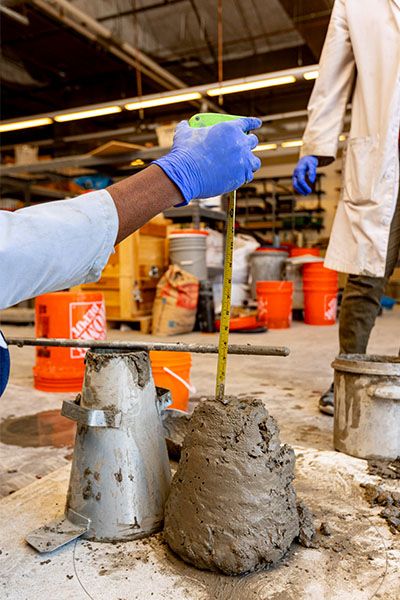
[164, 395, 315, 575]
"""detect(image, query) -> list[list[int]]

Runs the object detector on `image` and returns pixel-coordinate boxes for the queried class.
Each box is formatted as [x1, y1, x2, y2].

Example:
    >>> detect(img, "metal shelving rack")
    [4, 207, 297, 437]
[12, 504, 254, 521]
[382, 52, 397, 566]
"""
[163, 198, 227, 228]
[236, 173, 326, 238]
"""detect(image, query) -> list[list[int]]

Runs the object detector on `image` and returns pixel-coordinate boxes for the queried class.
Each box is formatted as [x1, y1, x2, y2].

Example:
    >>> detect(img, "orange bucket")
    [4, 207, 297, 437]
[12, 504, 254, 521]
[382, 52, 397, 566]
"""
[290, 247, 320, 257]
[302, 263, 338, 325]
[33, 291, 106, 392]
[256, 281, 293, 329]
[149, 351, 193, 411]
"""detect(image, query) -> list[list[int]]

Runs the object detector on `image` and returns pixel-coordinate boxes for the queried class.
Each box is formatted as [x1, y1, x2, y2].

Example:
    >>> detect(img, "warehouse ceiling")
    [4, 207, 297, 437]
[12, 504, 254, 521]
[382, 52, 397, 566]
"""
[0, 0, 334, 155]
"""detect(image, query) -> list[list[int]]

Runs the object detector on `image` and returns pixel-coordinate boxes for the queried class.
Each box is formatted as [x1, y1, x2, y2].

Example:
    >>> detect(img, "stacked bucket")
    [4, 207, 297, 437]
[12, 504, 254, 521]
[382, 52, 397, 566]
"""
[251, 247, 339, 328]
[302, 263, 338, 325]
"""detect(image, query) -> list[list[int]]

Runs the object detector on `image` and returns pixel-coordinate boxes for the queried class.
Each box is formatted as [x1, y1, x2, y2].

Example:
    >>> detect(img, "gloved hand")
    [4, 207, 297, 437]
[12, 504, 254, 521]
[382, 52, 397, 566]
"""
[293, 155, 318, 195]
[152, 117, 262, 205]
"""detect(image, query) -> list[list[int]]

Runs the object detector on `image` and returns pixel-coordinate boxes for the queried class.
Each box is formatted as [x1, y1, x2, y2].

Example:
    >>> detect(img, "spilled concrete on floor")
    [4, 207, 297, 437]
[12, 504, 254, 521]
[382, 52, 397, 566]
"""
[0, 383, 76, 497]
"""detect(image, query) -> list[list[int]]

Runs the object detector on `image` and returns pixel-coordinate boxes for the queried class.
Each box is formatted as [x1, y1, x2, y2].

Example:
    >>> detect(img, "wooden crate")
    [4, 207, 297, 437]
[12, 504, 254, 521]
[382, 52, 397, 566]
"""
[72, 217, 171, 325]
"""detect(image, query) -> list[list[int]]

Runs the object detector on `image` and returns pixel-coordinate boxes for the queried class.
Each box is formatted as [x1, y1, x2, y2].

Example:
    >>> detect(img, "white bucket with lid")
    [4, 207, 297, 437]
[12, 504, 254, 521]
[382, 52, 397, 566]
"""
[168, 230, 209, 281]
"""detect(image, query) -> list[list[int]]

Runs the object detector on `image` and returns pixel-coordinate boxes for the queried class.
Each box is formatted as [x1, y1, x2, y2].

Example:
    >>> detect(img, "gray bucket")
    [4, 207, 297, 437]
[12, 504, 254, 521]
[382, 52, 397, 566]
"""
[284, 262, 304, 309]
[332, 354, 400, 460]
[169, 233, 208, 281]
[249, 250, 289, 298]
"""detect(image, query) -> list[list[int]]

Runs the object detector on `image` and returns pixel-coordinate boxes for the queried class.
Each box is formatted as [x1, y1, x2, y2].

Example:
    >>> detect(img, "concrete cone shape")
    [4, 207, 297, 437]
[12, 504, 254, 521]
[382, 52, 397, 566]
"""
[164, 396, 300, 575]
[66, 350, 171, 541]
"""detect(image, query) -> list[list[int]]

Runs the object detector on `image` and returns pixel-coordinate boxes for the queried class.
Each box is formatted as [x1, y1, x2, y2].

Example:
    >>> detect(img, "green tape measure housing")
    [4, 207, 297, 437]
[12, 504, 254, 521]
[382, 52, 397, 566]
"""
[188, 113, 243, 128]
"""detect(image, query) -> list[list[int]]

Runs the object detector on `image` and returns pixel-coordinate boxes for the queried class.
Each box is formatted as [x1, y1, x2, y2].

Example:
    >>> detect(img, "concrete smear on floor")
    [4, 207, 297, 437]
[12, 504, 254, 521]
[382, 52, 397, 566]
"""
[0, 410, 76, 449]
[1, 309, 400, 598]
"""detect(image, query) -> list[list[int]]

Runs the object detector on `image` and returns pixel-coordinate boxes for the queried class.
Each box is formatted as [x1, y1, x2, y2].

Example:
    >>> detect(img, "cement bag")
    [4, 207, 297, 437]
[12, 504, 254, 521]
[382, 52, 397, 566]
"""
[233, 234, 259, 283]
[152, 265, 199, 336]
[206, 229, 224, 268]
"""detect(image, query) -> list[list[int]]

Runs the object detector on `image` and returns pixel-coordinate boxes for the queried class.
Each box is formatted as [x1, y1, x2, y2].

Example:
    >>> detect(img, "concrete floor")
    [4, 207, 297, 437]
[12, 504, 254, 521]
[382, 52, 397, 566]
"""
[0, 311, 400, 599]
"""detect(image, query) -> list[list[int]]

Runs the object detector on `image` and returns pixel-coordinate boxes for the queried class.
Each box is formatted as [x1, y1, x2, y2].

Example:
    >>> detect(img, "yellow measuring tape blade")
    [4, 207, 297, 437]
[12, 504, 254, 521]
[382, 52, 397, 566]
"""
[216, 190, 236, 400]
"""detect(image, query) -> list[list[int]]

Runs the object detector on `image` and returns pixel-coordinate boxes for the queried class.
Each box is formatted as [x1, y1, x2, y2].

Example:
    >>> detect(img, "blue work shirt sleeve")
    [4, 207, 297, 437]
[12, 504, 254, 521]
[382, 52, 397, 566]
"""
[0, 189, 119, 309]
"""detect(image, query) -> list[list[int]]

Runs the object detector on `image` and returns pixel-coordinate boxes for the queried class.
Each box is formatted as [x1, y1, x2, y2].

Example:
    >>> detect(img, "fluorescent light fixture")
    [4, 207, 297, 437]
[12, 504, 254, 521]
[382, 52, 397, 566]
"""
[339, 134, 347, 141]
[54, 106, 122, 122]
[304, 70, 319, 80]
[125, 92, 202, 111]
[253, 143, 278, 151]
[207, 75, 296, 97]
[281, 140, 303, 148]
[0, 117, 52, 133]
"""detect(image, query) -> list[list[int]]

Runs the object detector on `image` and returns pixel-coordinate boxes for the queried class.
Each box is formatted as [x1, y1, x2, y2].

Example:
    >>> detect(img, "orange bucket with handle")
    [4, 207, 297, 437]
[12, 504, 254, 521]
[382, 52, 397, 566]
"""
[302, 263, 338, 325]
[256, 281, 293, 329]
[33, 291, 106, 392]
[149, 351, 194, 411]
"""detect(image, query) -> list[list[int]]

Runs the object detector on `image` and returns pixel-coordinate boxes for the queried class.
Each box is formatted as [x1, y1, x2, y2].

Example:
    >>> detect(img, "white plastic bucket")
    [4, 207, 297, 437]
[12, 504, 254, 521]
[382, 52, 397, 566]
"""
[169, 231, 209, 281]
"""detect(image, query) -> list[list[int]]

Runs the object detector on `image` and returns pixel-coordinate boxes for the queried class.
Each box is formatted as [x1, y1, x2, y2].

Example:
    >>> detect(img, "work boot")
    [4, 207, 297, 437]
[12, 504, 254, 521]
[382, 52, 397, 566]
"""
[318, 382, 334, 416]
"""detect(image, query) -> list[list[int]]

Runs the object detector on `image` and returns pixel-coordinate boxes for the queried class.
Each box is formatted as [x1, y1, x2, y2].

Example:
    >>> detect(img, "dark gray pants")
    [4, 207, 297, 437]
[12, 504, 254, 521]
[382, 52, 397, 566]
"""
[339, 189, 400, 354]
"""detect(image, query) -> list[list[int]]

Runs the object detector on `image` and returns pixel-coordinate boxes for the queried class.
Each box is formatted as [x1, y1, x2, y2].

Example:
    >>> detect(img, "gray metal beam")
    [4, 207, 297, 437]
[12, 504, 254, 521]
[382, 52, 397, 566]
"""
[0, 146, 167, 176]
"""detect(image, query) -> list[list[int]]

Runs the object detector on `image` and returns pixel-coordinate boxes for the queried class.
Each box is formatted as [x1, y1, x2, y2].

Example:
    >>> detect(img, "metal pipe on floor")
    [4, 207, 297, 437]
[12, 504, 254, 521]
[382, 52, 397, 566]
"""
[6, 337, 290, 357]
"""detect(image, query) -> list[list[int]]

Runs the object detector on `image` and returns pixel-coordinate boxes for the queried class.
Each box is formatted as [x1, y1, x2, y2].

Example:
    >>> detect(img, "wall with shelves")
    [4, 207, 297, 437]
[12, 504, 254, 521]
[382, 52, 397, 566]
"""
[255, 153, 343, 244]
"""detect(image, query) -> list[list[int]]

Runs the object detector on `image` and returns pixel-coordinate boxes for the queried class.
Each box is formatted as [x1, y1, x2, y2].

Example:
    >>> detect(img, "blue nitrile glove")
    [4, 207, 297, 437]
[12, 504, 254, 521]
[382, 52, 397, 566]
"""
[293, 155, 318, 195]
[0, 331, 10, 398]
[152, 117, 262, 206]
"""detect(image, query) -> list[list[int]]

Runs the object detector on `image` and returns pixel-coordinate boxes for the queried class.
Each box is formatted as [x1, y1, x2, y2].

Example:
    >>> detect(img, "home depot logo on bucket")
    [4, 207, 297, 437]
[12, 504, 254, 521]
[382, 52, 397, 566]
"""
[257, 296, 268, 321]
[69, 300, 106, 358]
[324, 295, 337, 322]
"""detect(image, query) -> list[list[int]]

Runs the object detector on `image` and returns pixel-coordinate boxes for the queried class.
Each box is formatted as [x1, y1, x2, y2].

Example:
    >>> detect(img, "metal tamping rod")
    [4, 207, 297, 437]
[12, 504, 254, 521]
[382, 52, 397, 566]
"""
[6, 337, 290, 357]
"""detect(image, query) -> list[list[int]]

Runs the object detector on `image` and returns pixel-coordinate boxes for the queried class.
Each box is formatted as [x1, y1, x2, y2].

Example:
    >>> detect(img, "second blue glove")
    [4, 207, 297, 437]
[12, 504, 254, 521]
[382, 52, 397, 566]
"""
[293, 155, 318, 195]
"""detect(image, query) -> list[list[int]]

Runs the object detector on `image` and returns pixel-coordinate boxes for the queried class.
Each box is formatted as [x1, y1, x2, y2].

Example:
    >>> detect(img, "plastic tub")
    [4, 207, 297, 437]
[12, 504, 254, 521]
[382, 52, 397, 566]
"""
[215, 315, 260, 331]
[150, 351, 193, 411]
[256, 280, 293, 329]
[33, 291, 106, 392]
[302, 263, 338, 325]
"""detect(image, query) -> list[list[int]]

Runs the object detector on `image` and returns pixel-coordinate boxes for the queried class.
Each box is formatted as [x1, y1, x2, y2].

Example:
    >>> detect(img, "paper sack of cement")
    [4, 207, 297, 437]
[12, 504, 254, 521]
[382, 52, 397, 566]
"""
[164, 395, 312, 575]
[152, 265, 199, 336]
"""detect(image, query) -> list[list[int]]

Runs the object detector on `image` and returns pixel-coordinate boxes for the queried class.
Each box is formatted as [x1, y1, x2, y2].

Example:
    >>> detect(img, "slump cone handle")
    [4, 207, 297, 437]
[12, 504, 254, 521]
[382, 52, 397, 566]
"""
[188, 113, 242, 400]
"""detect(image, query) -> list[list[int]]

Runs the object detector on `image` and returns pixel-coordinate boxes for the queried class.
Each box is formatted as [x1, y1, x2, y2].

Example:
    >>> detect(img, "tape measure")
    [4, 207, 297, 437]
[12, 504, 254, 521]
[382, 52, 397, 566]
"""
[189, 113, 243, 400]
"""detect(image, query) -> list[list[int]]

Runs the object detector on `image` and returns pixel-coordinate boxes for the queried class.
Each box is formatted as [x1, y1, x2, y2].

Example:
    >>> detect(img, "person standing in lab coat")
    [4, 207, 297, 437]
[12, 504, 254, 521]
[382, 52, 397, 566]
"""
[292, 0, 400, 413]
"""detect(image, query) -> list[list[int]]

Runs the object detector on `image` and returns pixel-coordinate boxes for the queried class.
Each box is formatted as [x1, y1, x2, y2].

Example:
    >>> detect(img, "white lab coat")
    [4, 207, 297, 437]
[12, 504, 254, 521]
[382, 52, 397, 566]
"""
[0, 190, 118, 309]
[300, 0, 400, 276]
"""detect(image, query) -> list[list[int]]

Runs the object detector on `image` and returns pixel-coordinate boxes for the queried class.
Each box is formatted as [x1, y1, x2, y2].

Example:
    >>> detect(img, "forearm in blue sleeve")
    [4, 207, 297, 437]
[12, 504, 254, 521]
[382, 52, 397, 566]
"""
[0, 190, 118, 309]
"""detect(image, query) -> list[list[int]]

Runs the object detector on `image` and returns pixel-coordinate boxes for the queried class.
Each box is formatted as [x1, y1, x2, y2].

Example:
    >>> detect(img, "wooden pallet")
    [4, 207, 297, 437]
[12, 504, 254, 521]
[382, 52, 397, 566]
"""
[107, 315, 152, 334]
